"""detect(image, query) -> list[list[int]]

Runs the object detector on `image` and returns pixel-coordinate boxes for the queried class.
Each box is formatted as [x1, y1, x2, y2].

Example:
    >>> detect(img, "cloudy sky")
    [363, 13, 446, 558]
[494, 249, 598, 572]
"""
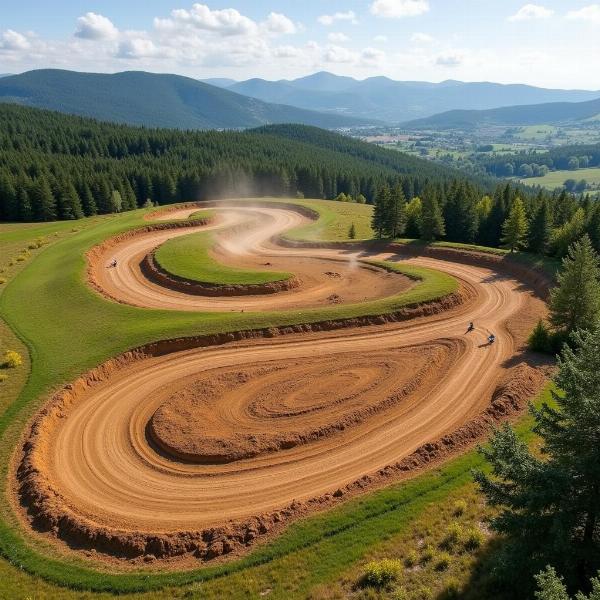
[1, 1, 599, 89]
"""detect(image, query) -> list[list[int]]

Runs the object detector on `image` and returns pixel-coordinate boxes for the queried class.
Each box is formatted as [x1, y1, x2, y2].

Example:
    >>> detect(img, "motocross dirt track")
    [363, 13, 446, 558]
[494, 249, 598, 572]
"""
[15, 202, 548, 563]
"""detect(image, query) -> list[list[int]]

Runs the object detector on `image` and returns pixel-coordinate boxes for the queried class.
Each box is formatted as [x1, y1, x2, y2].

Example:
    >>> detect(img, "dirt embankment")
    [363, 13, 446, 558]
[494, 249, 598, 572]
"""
[140, 251, 300, 296]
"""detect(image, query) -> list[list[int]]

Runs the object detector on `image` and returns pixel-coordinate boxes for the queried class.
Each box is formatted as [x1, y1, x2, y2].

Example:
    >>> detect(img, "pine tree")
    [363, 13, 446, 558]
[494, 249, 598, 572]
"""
[77, 181, 97, 216]
[348, 222, 356, 239]
[501, 196, 529, 252]
[587, 205, 600, 254]
[475, 325, 600, 593]
[372, 185, 390, 239]
[550, 235, 600, 334]
[420, 188, 445, 241]
[30, 177, 57, 221]
[17, 187, 33, 222]
[56, 181, 84, 220]
[385, 184, 406, 238]
[528, 199, 553, 254]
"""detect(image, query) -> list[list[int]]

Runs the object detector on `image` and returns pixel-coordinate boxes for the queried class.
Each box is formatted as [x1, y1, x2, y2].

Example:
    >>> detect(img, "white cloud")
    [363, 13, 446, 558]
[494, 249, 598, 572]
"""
[370, 0, 430, 18]
[317, 11, 358, 26]
[566, 4, 600, 24]
[508, 4, 554, 21]
[373, 34, 388, 42]
[75, 12, 118, 40]
[154, 4, 257, 36]
[324, 45, 358, 63]
[435, 51, 463, 67]
[0, 29, 31, 50]
[117, 38, 162, 59]
[411, 32, 433, 43]
[328, 32, 349, 43]
[265, 12, 296, 34]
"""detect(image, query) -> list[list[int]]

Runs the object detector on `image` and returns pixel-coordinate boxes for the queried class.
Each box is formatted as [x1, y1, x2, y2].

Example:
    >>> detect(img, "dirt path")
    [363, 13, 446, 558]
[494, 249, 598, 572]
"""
[15, 201, 548, 563]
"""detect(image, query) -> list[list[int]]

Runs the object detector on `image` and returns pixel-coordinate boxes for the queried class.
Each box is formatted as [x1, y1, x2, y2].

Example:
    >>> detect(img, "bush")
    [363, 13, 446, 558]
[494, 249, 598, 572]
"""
[463, 527, 484, 551]
[440, 523, 464, 551]
[434, 552, 452, 571]
[361, 559, 403, 588]
[296, 191, 305, 199]
[420, 544, 435, 564]
[404, 550, 418, 568]
[2, 350, 22, 369]
[0, 372, 8, 382]
[452, 499, 467, 517]
[528, 320, 551, 353]
[439, 578, 461, 600]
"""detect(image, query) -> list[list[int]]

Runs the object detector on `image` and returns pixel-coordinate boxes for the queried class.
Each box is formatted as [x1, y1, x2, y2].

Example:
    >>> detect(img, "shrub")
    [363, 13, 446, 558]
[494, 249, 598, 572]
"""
[361, 559, 403, 588]
[404, 550, 418, 568]
[0, 372, 8, 382]
[440, 523, 464, 551]
[440, 578, 461, 599]
[420, 544, 435, 564]
[434, 552, 452, 571]
[452, 499, 467, 517]
[15, 255, 26, 262]
[392, 588, 409, 600]
[463, 527, 484, 551]
[2, 350, 22, 369]
[529, 320, 551, 353]
[296, 191, 305, 199]
[414, 586, 433, 600]
[28, 237, 47, 249]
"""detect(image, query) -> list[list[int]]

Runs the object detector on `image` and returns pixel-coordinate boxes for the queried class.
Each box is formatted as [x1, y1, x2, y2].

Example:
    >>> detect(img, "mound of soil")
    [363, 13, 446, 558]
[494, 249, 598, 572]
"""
[148, 343, 459, 464]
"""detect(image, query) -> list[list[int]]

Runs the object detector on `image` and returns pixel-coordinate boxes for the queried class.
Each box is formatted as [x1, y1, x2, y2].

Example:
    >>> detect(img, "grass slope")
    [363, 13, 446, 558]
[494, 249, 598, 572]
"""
[0, 199, 544, 598]
[520, 166, 600, 189]
[155, 230, 291, 285]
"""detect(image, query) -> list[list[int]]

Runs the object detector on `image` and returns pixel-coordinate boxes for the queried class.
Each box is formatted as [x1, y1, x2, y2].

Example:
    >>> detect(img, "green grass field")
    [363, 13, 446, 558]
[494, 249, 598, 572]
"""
[520, 166, 600, 189]
[0, 198, 550, 599]
[155, 230, 291, 285]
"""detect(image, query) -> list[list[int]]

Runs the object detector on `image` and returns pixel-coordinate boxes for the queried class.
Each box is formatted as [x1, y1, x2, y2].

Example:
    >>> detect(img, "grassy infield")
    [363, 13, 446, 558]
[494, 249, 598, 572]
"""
[0, 199, 550, 599]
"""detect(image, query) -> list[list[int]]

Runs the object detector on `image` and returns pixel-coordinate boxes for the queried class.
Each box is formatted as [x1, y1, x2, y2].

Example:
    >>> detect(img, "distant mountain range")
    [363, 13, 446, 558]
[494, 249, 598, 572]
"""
[223, 71, 600, 122]
[0, 70, 373, 130]
[403, 97, 600, 129]
[1, 69, 599, 130]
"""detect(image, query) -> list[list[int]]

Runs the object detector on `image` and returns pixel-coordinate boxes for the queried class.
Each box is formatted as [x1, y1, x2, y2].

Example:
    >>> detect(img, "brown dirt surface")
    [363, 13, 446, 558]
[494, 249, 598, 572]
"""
[148, 342, 460, 463]
[13, 200, 552, 565]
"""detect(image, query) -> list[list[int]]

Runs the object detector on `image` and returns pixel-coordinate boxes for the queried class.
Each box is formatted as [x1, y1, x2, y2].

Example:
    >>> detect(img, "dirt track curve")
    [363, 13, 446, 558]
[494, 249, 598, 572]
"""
[15, 201, 548, 564]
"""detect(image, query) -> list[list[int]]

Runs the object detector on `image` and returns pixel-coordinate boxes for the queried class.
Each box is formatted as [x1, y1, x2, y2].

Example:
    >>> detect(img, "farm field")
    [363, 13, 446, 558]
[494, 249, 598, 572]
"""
[519, 166, 600, 189]
[0, 198, 551, 599]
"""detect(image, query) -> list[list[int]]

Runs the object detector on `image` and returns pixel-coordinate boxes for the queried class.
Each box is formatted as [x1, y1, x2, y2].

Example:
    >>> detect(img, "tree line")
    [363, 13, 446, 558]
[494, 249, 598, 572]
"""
[370, 179, 600, 258]
[0, 104, 484, 223]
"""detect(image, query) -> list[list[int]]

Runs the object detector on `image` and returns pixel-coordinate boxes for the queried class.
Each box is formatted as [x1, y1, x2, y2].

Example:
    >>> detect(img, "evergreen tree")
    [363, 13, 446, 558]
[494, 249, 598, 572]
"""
[475, 325, 600, 593]
[56, 181, 84, 220]
[587, 204, 600, 255]
[535, 566, 600, 600]
[420, 188, 445, 241]
[348, 222, 356, 239]
[501, 196, 528, 252]
[0, 174, 17, 221]
[528, 199, 553, 254]
[385, 184, 406, 238]
[550, 235, 600, 334]
[552, 209, 587, 258]
[92, 177, 113, 214]
[30, 177, 57, 221]
[17, 187, 33, 222]
[372, 184, 390, 239]
[77, 181, 97, 216]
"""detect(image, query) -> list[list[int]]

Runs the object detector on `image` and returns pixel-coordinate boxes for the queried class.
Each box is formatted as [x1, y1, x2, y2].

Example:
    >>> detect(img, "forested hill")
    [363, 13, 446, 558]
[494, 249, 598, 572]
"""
[0, 104, 478, 222]
[404, 97, 600, 129]
[0, 69, 373, 130]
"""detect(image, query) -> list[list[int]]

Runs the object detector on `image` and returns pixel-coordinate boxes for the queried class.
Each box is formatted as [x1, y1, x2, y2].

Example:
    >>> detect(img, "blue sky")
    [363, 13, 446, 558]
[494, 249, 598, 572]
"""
[1, 1, 599, 88]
